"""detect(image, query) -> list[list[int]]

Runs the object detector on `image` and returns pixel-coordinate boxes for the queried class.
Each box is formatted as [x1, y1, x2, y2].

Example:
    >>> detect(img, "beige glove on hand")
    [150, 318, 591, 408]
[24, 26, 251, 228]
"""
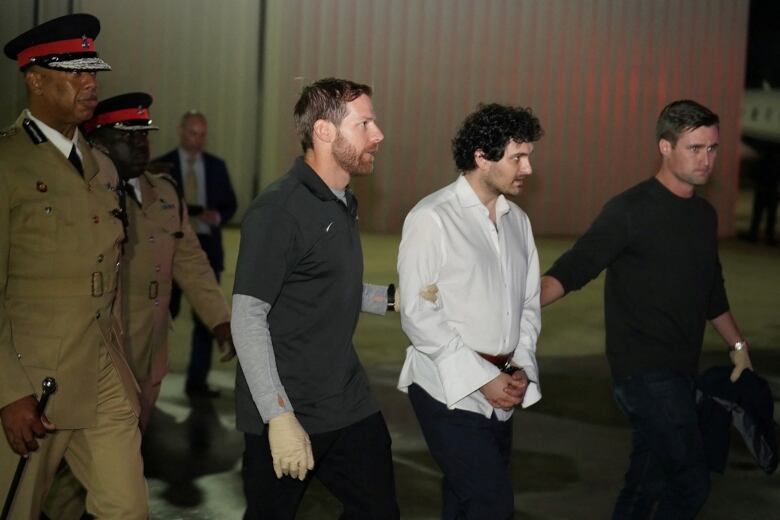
[729, 347, 753, 383]
[268, 412, 314, 480]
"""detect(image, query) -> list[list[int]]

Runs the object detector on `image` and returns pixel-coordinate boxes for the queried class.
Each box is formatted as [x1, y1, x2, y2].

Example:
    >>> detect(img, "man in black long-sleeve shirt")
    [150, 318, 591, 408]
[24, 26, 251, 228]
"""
[541, 100, 754, 519]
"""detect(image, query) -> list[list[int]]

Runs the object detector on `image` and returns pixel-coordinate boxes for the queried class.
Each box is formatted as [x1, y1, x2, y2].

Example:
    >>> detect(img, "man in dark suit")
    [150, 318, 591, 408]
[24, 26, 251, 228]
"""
[153, 111, 237, 397]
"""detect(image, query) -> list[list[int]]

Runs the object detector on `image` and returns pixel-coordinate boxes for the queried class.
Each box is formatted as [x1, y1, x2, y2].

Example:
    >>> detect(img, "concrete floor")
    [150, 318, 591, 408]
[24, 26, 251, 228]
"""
[141, 351, 780, 519]
[140, 201, 780, 518]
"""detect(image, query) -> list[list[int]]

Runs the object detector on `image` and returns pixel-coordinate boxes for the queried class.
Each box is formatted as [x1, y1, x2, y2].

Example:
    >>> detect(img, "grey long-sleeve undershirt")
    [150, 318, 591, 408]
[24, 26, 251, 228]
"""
[232, 284, 389, 422]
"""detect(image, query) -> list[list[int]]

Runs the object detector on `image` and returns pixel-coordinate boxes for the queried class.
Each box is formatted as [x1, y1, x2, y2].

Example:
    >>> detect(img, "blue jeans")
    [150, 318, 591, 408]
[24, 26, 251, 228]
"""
[612, 371, 709, 519]
[408, 384, 514, 520]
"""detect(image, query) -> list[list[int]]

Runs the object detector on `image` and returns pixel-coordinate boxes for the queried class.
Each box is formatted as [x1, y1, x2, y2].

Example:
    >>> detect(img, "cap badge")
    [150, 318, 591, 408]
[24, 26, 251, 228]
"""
[81, 35, 90, 49]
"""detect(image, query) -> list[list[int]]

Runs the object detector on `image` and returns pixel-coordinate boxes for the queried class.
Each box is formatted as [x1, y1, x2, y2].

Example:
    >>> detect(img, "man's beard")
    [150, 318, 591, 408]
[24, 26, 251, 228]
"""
[332, 132, 375, 176]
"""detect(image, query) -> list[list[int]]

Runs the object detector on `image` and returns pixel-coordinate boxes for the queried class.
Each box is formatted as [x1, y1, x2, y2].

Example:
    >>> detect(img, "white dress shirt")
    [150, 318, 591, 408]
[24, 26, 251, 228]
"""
[397, 175, 542, 420]
[127, 176, 143, 204]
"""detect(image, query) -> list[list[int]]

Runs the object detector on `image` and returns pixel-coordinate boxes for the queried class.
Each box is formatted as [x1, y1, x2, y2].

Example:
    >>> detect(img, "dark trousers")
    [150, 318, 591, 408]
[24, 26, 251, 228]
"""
[612, 371, 710, 520]
[748, 164, 779, 241]
[186, 266, 219, 389]
[408, 384, 514, 520]
[242, 411, 400, 520]
[186, 309, 215, 388]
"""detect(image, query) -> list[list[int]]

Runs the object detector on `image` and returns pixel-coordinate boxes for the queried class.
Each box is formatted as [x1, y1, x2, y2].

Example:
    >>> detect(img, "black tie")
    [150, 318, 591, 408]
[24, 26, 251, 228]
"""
[68, 145, 83, 176]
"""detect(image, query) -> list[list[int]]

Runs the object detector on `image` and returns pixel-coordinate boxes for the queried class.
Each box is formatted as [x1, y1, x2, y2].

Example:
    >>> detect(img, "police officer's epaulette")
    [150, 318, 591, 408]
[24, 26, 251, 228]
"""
[0, 124, 18, 138]
[21, 118, 47, 144]
[154, 172, 179, 190]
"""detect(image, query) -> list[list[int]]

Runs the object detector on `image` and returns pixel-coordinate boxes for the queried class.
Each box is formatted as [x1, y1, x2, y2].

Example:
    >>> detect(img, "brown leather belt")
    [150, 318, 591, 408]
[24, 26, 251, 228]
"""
[478, 352, 512, 368]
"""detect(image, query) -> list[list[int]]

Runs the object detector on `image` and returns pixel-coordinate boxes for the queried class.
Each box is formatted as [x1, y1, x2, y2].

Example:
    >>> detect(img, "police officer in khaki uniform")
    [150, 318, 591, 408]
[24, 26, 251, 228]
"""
[84, 92, 233, 431]
[43, 93, 234, 520]
[0, 14, 148, 519]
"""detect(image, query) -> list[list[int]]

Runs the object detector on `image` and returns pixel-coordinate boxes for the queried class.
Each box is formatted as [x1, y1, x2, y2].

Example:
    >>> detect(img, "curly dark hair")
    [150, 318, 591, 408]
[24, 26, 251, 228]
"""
[655, 99, 719, 146]
[452, 103, 543, 172]
[293, 77, 372, 153]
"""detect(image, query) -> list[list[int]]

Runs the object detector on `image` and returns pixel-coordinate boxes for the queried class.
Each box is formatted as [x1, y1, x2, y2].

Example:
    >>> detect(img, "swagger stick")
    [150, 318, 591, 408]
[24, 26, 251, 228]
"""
[1, 377, 57, 520]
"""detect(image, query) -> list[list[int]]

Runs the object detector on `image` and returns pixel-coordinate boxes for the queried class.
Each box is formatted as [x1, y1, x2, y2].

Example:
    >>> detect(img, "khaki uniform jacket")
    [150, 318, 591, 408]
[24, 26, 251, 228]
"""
[121, 171, 229, 387]
[0, 113, 139, 429]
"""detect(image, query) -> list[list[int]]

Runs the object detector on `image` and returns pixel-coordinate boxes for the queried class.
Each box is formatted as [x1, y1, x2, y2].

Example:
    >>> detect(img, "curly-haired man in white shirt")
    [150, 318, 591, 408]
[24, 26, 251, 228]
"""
[397, 103, 544, 519]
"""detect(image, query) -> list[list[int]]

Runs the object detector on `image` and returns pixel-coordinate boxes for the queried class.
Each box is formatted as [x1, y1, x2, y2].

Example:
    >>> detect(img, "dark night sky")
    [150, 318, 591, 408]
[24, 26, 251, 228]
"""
[745, 0, 780, 87]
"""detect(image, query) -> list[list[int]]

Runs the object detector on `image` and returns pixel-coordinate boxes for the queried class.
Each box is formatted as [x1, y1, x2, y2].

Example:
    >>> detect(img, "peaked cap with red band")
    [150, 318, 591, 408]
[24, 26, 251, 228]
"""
[3, 13, 111, 71]
[83, 92, 159, 135]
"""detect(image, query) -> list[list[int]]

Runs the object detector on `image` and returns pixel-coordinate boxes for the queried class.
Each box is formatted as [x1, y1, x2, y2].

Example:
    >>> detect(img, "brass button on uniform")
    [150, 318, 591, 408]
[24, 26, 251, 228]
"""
[148, 235, 155, 243]
[44, 206, 52, 215]
[97, 254, 104, 263]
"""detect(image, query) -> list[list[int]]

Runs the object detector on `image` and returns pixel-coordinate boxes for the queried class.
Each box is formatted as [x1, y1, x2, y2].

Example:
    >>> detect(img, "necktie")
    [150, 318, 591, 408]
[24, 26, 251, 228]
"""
[184, 156, 205, 232]
[68, 145, 83, 176]
[184, 156, 198, 203]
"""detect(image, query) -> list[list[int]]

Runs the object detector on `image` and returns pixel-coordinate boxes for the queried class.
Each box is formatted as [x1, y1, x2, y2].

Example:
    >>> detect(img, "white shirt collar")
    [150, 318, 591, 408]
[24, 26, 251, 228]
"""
[455, 174, 511, 217]
[128, 176, 143, 204]
[24, 109, 81, 160]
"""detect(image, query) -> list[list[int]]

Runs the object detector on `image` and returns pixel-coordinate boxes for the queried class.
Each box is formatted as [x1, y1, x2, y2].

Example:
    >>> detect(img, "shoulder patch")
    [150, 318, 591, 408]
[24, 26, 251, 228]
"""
[147, 171, 185, 237]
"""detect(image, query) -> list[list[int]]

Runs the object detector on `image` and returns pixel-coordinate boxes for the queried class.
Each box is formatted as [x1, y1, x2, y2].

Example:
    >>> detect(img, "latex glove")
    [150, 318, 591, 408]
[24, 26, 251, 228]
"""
[729, 347, 753, 383]
[419, 283, 439, 303]
[213, 322, 236, 362]
[268, 412, 314, 480]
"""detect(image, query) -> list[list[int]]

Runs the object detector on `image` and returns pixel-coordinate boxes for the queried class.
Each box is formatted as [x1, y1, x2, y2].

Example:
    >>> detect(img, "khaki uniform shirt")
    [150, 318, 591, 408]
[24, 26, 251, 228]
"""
[121, 171, 229, 386]
[0, 113, 139, 428]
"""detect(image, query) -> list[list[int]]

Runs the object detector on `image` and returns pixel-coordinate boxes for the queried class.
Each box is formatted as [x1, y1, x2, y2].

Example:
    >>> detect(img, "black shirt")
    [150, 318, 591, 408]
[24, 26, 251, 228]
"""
[546, 177, 729, 378]
[233, 157, 378, 434]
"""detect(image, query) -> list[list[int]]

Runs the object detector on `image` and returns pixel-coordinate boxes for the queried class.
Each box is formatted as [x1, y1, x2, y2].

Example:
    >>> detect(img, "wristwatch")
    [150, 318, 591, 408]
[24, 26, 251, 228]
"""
[730, 340, 747, 352]
[386, 283, 396, 312]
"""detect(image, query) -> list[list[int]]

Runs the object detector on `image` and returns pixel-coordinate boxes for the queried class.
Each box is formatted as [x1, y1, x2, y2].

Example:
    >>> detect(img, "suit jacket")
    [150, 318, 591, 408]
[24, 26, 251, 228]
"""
[0, 113, 139, 428]
[122, 171, 230, 386]
[152, 149, 237, 272]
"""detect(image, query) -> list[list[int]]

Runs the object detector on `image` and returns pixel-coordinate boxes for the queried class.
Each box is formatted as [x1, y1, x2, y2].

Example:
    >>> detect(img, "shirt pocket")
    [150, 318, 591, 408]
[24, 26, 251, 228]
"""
[13, 195, 79, 253]
[12, 197, 59, 253]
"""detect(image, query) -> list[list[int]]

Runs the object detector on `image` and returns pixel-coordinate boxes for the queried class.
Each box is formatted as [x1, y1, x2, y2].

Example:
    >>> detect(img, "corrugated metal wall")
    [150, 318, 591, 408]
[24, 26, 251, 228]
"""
[0, 0, 42, 123]
[1, 1, 748, 235]
[0, 0, 261, 214]
[80, 0, 261, 212]
[259, 0, 748, 235]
